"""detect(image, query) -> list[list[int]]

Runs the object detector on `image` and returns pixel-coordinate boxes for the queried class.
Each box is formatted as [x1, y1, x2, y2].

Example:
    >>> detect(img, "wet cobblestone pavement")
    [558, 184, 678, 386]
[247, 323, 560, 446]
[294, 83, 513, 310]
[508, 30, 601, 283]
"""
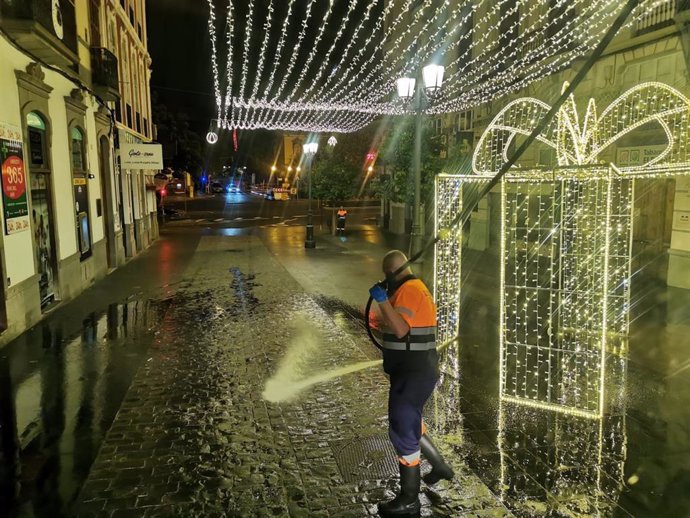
[75, 235, 511, 517]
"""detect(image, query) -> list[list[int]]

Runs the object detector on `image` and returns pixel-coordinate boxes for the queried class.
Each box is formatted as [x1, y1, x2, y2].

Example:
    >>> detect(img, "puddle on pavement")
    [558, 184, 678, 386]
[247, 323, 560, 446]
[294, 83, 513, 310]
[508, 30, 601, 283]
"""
[166, 268, 261, 328]
[0, 298, 170, 517]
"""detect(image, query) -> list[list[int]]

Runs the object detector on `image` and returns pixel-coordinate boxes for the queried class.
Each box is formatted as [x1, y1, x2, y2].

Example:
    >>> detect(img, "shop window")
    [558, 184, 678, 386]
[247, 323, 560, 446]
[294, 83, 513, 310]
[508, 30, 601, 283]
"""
[27, 112, 49, 170]
[26, 112, 57, 306]
[70, 126, 91, 259]
[71, 127, 85, 172]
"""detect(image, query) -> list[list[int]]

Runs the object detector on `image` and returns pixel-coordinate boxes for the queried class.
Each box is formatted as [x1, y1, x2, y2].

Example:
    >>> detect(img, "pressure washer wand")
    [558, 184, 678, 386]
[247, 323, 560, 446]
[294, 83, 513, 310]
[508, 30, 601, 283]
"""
[365, 0, 640, 351]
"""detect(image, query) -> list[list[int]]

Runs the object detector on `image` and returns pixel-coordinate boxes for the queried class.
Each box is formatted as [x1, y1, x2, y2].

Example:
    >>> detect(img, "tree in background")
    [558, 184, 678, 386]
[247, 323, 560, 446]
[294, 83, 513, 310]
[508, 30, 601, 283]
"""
[152, 94, 204, 177]
[310, 159, 359, 202]
[302, 123, 385, 202]
[377, 116, 441, 206]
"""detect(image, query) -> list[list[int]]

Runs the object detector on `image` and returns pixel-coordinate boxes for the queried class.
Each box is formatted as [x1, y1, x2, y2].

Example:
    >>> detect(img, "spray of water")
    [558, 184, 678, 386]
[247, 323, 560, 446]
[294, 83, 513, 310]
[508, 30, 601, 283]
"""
[262, 315, 381, 403]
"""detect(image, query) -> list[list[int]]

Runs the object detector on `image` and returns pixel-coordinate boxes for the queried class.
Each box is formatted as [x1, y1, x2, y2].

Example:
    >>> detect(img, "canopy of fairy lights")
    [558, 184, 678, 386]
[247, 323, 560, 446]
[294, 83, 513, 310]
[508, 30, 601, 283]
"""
[206, 0, 657, 133]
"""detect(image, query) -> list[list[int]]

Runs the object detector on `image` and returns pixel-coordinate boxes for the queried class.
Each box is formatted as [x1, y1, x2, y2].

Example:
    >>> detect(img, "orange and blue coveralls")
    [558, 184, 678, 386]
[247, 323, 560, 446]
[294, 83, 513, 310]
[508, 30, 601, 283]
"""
[337, 209, 347, 230]
[381, 276, 439, 466]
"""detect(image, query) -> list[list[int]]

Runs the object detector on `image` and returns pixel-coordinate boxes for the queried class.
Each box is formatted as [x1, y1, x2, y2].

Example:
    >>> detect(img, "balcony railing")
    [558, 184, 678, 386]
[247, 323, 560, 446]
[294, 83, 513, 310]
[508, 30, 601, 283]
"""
[635, 0, 690, 35]
[0, 0, 77, 64]
[90, 47, 120, 101]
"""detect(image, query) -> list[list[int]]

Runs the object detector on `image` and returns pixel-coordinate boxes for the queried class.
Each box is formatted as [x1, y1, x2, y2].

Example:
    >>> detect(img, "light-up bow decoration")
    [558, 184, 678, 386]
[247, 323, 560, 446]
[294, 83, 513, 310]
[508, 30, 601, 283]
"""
[472, 82, 690, 175]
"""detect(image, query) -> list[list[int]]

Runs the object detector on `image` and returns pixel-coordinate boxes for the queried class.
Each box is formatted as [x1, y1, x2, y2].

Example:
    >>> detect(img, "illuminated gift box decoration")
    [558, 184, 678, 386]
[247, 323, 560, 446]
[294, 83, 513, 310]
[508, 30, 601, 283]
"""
[435, 82, 690, 419]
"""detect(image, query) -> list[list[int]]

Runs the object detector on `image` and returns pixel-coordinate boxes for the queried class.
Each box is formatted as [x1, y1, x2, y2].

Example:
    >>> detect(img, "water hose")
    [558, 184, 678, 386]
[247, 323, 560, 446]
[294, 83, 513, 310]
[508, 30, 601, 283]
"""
[365, 294, 383, 350]
[363, 0, 639, 351]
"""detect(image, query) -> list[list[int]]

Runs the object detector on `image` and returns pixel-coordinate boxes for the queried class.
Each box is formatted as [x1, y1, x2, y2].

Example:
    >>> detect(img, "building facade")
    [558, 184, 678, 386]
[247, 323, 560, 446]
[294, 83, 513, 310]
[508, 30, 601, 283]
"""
[95, 0, 157, 257]
[427, 0, 690, 288]
[0, 0, 158, 347]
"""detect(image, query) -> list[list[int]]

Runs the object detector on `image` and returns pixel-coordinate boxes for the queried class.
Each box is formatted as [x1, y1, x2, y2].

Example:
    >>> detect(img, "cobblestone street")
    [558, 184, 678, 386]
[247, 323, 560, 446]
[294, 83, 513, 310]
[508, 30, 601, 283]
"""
[74, 233, 510, 517]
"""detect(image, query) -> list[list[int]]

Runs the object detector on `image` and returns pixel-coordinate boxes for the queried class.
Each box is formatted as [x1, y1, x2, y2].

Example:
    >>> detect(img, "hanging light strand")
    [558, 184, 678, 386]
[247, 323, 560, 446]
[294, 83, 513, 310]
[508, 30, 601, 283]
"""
[307, 0, 405, 104]
[207, 0, 660, 132]
[237, 0, 256, 101]
[221, 0, 235, 124]
[273, 0, 319, 102]
[260, 0, 297, 101]
[250, 0, 275, 100]
[284, 0, 340, 103]
[205, 0, 222, 121]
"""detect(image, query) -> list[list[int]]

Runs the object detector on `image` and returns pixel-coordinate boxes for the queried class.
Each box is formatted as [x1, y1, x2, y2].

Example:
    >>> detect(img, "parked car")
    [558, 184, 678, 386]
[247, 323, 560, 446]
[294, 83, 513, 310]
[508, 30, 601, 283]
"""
[166, 181, 185, 194]
[210, 182, 225, 194]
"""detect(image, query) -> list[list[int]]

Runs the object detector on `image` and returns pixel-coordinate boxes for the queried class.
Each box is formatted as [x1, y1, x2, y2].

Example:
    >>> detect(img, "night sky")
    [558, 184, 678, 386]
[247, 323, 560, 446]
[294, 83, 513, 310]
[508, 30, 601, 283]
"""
[146, 0, 214, 132]
[146, 0, 281, 174]
[145, 0, 385, 175]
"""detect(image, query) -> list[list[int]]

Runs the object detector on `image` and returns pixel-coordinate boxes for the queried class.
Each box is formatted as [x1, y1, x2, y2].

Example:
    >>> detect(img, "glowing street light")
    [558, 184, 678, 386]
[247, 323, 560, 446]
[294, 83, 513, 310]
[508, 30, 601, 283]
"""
[398, 62, 444, 258]
[422, 64, 445, 94]
[396, 77, 415, 99]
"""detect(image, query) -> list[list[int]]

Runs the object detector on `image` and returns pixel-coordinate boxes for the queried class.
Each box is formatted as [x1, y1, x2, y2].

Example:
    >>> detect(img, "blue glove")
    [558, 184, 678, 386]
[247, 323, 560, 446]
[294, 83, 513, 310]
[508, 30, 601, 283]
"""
[369, 284, 388, 303]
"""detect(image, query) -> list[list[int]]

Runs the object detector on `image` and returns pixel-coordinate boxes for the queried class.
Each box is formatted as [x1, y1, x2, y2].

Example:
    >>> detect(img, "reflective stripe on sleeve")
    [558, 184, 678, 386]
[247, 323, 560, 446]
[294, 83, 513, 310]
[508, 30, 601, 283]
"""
[396, 306, 415, 318]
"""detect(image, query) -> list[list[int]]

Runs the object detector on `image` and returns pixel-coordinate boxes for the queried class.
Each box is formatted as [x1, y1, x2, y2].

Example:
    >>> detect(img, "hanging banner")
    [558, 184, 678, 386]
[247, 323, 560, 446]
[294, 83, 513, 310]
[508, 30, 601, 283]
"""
[0, 123, 30, 235]
[119, 143, 163, 169]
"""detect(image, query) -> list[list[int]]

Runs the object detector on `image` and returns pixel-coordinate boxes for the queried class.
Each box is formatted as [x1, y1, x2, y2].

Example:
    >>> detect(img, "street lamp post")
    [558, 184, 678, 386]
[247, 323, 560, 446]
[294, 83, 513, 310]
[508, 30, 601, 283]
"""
[303, 141, 319, 249]
[397, 63, 444, 259]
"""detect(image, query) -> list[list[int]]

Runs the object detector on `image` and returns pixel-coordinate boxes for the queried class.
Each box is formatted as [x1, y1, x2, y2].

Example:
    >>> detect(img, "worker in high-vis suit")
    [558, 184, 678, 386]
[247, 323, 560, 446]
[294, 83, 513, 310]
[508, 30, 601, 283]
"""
[369, 250, 454, 516]
[336, 206, 348, 233]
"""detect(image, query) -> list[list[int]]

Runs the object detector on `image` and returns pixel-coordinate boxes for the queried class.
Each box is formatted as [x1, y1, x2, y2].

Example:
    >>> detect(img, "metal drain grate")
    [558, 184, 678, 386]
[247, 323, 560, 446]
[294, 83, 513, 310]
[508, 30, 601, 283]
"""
[331, 434, 399, 483]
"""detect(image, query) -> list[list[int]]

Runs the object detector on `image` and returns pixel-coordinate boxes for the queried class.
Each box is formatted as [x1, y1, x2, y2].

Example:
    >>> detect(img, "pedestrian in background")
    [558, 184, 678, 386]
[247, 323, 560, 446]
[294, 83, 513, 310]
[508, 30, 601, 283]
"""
[336, 206, 348, 233]
[369, 250, 454, 516]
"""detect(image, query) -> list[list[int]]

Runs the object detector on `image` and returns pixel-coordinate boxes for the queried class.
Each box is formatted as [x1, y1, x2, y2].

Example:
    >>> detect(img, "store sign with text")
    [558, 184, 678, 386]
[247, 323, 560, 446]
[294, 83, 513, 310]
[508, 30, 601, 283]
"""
[616, 144, 668, 167]
[119, 143, 163, 169]
[0, 123, 29, 235]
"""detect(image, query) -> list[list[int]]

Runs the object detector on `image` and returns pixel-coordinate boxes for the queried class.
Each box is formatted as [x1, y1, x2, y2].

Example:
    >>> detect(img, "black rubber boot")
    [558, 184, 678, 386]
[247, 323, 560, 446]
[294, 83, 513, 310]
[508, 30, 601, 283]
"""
[419, 435, 454, 485]
[378, 463, 421, 516]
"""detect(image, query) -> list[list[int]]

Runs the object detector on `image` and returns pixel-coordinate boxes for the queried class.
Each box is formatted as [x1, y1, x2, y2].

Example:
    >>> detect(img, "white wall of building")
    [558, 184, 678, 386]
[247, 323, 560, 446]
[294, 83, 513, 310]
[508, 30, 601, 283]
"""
[0, 40, 35, 287]
[84, 99, 105, 243]
[45, 78, 79, 261]
[0, 37, 108, 278]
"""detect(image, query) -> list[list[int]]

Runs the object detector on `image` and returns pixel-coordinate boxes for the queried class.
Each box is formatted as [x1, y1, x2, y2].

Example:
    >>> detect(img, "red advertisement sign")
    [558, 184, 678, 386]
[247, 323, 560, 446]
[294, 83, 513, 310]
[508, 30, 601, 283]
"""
[1, 136, 30, 234]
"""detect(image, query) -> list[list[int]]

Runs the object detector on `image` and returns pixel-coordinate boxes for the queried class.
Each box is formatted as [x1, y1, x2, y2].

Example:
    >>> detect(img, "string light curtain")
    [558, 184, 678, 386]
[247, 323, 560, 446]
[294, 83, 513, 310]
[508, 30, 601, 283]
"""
[206, 0, 661, 133]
